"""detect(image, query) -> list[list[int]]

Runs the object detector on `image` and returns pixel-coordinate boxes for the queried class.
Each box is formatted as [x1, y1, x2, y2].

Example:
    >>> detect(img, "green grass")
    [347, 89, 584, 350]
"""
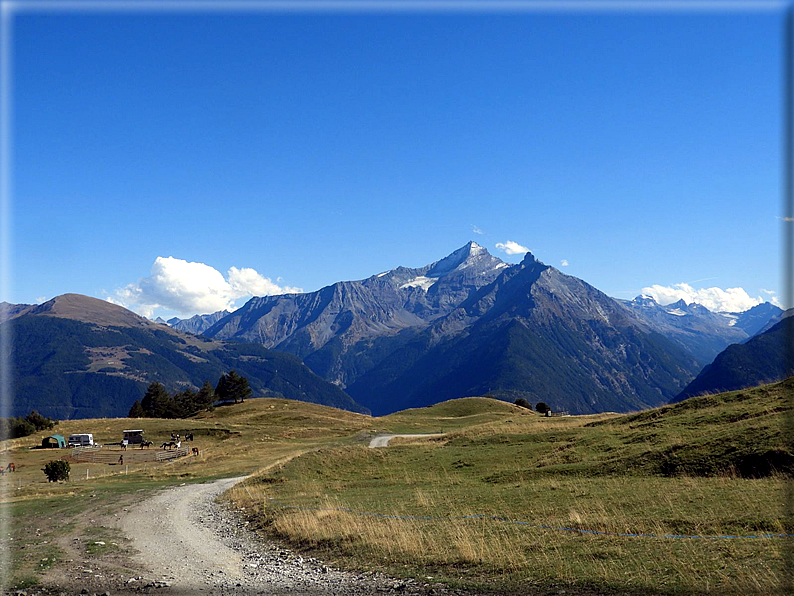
[0, 397, 375, 591]
[228, 379, 794, 595]
[3, 381, 793, 594]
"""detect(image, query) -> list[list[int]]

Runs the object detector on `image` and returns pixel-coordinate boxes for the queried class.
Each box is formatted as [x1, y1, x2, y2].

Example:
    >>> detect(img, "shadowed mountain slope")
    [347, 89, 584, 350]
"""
[673, 317, 794, 402]
[203, 242, 507, 387]
[4, 294, 367, 419]
[347, 253, 700, 415]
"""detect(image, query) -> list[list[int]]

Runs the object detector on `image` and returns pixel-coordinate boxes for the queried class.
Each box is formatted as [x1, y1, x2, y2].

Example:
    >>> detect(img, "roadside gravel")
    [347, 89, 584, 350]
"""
[117, 476, 467, 596]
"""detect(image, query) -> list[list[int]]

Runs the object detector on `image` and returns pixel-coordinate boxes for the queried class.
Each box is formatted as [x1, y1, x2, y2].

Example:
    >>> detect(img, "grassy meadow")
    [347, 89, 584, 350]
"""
[226, 381, 794, 595]
[1, 380, 792, 594]
[0, 398, 372, 590]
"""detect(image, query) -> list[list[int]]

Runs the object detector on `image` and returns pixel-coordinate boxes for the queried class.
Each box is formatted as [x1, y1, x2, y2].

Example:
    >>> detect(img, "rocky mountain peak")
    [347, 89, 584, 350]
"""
[427, 241, 504, 278]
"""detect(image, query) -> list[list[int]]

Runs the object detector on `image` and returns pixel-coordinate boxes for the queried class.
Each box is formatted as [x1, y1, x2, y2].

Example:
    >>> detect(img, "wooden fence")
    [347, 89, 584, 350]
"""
[70, 445, 189, 463]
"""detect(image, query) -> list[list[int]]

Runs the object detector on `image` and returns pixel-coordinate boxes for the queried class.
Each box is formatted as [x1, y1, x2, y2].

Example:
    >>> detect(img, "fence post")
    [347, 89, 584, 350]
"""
[86, 468, 89, 480]
[125, 465, 128, 476]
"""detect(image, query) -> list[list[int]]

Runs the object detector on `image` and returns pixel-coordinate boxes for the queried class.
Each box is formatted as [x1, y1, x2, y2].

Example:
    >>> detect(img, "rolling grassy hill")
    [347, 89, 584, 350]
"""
[3, 380, 792, 594]
[230, 379, 793, 595]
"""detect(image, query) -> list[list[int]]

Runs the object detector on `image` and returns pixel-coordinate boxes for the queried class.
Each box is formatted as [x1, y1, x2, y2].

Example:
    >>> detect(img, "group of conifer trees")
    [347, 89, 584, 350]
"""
[128, 370, 252, 419]
[0, 410, 55, 440]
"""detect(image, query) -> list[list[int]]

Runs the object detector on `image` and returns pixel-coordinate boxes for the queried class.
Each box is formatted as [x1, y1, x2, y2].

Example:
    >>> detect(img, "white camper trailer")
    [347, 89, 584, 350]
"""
[67, 433, 94, 447]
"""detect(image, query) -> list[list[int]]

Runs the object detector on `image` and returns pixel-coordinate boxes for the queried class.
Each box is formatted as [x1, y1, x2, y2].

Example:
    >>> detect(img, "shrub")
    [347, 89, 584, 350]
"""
[25, 410, 55, 431]
[514, 398, 532, 409]
[535, 402, 551, 414]
[43, 460, 70, 482]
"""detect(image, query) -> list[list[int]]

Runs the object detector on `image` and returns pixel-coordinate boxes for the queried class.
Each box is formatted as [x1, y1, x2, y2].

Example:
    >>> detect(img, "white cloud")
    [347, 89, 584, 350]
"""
[471, 225, 484, 235]
[227, 266, 301, 296]
[641, 282, 766, 313]
[495, 240, 529, 255]
[778, 216, 794, 222]
[760, 288, 776, 295]
[560, 259, 569, 267]
[108, 256, 302, 317]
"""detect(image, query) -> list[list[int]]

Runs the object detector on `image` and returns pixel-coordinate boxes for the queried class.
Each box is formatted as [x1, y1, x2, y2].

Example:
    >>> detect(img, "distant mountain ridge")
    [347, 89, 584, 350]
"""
[168, 310, 230, 335]
[673, 317, 793, 402]
[3, 294, 367, 419]
[618, 296, 781, 366]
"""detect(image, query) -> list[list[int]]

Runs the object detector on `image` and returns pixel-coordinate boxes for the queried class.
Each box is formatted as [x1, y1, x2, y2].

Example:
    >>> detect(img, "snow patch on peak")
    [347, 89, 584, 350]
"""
[666, 308, 687, 316]
[399, 276, 437, 292]
[376, 271, 389, 278]
[469, 241, 485, 255]
[427, 241, 503, 278]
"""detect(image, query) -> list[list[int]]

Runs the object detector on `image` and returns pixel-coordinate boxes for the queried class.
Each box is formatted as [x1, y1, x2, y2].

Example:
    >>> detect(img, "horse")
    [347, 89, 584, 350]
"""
[191, 447, 199, 457]
[6, 463, 15, 472]
[160, 441, 177, 450]
[139, 440, 153, 449]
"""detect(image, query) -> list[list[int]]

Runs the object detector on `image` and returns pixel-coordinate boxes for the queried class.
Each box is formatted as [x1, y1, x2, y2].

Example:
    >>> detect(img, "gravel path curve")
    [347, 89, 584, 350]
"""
[368, 434, 444, 448]
[118, 476, 463, 596]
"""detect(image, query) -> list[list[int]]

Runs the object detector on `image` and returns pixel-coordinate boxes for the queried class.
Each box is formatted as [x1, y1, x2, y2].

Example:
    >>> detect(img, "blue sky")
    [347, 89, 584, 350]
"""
[8, 4, 786, 318]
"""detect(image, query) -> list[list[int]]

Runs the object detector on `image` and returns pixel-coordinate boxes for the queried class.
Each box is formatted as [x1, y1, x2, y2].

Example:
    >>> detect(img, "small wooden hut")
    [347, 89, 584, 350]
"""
[122, 429, 144, 445]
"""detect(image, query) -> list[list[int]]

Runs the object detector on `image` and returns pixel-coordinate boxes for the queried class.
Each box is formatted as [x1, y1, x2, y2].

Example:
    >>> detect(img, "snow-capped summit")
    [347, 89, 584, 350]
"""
[427, 241, 504, 278]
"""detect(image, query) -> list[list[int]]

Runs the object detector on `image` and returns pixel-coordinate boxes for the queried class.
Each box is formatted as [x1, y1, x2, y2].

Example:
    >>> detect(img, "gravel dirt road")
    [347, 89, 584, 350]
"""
[116, 476, 463, 596]
[368, 434, 444, 448]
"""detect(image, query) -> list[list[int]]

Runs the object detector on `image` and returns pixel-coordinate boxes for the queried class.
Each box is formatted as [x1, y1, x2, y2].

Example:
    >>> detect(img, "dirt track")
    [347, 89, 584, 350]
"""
[368, 434, 444, 448]
[116, 476, 461, 596]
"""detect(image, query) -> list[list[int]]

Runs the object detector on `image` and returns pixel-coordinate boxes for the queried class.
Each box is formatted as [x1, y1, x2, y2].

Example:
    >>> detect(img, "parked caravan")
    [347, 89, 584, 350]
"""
[67, 433, 94, 447]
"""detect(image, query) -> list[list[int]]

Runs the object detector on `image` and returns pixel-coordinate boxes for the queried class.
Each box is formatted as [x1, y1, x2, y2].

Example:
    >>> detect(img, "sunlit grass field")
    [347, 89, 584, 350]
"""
[2, 380, 792, 594]
[227, 381, 794, 595]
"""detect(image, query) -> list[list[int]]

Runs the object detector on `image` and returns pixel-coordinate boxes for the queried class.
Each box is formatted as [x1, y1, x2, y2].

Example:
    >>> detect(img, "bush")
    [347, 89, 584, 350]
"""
[25, 410, 55, 431]
[536, 402, 551, 414]
[0, 410, 56, 441]
[43, 460, 70, 482]
[514, 398, 532, 409]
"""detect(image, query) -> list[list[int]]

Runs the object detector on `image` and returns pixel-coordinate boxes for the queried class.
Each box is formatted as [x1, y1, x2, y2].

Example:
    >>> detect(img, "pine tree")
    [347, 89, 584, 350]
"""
[141, 382, 170, 417]
[215, 370, 252, 404]
[128, 400, 145, 418]
[196, 380, 216, 411]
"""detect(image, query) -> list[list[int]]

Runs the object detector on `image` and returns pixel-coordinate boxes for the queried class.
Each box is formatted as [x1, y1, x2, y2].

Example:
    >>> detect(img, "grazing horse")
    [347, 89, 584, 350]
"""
[160, 441, 177, 450]
[191, 447, 199, 457]
[140, 440, 153, 449]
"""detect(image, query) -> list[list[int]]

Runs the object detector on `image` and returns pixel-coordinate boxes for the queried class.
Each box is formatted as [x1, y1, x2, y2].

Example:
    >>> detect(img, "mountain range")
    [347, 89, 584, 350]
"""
[617, 296, 780, 365]
[2, 294, 366, 419]
[175, 242, 782, 415]
[9, 243, 785, 419]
